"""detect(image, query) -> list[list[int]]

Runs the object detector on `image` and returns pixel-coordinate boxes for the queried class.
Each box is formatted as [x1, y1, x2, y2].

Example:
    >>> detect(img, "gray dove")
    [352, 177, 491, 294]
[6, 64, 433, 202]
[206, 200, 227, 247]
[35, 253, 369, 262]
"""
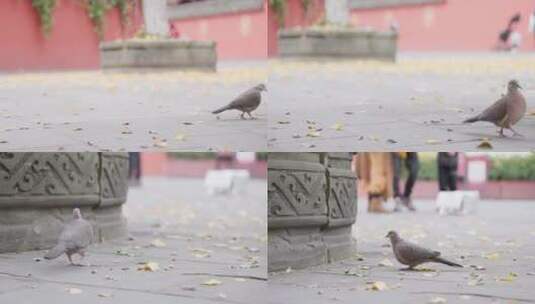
[212, 84, 266, 119]
[44, 208, 94, 266]
[463, 80, 526, 137]
[386, 231, 462, 270]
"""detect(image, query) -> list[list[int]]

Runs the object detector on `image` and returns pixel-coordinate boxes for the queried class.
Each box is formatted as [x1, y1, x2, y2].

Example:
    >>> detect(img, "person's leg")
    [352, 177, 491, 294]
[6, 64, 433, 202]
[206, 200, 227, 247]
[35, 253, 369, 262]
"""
[403, 153, 419, 197]
[448, 169, 457, 191]
[392, 153, 402, 198]
[438, 166, 448, 191]
[403, 153, 419, 211]
[391, 153, 403, 212]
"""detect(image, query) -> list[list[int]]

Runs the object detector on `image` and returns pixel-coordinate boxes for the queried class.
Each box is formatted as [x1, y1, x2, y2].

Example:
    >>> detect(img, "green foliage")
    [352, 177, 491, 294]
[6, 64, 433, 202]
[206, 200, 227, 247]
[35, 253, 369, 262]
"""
[489, 154, 535, 181]
[32, 0, 57, 37]
[414, 153, 535, 181]
[413, 156, 437, 181]
[86, 0, 108, 39]
[269, 0, 286, 28]
[86, 0, 133, 39]
[301, 0, 311, 15]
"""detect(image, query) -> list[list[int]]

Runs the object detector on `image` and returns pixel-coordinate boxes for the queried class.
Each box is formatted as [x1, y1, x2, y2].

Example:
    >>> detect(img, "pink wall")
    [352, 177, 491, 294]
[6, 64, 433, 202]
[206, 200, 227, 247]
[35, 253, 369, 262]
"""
[0, 0, 143, 71]
[410, 180, 535, 200]
[268, 0, 325, 56]
[350, 0, 535, 51]
[171, 1, 268, 60]
[141, 153, 267, 179]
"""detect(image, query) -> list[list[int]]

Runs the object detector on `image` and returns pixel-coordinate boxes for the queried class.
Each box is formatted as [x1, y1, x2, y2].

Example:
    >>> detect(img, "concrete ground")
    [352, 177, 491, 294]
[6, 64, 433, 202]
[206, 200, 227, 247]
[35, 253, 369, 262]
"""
[269, 199, 535, 304]
[268, 53, 535, 151]
[0, 62, 267, 151]
[0, 177, 267, 304]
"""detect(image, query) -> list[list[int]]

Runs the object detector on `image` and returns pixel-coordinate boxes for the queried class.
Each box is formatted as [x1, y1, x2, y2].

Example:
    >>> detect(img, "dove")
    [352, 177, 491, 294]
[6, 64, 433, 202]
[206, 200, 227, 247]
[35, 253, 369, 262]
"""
[463, 80, 526, 137]
[386, 231, 462, 270]
[44, 208, 94, 266]
[212, 84, 266, 119]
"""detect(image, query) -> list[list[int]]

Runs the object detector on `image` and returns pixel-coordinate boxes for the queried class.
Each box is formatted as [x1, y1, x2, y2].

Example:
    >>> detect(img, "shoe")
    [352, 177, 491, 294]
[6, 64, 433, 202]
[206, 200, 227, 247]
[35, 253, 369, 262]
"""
[369, 196, 389, 213]
[393, 197, 403, 212]
[402, 196, 416, 211]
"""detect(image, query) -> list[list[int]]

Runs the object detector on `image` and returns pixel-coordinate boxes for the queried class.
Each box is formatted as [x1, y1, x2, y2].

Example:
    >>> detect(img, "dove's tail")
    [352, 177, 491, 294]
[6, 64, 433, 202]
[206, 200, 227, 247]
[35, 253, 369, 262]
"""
[44, 243, 66, 260]
[463, 116, 479, 123]
[433, 257, 463, 267]
[212, 104, 231, 114]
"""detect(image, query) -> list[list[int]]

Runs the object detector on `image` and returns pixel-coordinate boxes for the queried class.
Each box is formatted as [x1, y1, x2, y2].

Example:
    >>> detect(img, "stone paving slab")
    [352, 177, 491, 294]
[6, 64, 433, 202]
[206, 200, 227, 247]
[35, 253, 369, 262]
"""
[0, 177, 267, 304]
[268, 53, 535, 151]
[0, 66, 267, 151]
[268, 199, 535, 303]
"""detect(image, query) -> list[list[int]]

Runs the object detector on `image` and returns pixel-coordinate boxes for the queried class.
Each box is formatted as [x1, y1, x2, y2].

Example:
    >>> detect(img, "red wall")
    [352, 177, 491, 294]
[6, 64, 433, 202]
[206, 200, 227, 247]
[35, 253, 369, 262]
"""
[171, 1, 269, 60]
[141, 153, 267, 179]
[0, 0, 143, 71]
[269, 0, 535, 55]
[268, 0, 325, 56]
[350, 0, 535, 51]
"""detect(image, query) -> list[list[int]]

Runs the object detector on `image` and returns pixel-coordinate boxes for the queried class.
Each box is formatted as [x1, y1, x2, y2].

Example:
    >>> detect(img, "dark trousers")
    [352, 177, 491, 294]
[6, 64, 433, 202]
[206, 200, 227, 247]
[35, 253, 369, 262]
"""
[392, 152, 419, 198]
[438, 166, 457, 191]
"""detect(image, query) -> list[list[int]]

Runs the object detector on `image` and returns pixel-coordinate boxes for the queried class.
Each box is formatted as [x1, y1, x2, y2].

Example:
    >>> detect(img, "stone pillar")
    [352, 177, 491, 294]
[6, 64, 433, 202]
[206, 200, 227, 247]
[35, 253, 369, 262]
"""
[268, 153, 357, 272]
[325, 0, 349, 25]
[0, 153, 129, 253]
[142, 0, 168, 36]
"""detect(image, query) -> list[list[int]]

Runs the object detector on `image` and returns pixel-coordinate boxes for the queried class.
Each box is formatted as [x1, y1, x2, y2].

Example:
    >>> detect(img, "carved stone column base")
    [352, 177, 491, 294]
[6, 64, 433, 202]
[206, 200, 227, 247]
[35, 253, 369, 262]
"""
[268, 153, 357, 272]
[0, 152, 129, 253]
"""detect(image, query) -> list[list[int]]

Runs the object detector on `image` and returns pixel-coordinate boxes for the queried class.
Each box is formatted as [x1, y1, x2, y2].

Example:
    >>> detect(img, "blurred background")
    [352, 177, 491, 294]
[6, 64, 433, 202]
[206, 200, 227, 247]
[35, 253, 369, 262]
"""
[268, 0, 535, 55]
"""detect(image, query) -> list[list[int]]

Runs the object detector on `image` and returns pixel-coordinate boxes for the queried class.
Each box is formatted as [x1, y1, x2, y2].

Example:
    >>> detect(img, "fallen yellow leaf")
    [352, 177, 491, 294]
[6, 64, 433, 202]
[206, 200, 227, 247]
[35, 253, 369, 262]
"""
[332, 122, 343, 131]
[138, 262, 159, 272]
[202, 279, 222, 286]
[366, 281, 388, 291]
[151, 239, 166, 248]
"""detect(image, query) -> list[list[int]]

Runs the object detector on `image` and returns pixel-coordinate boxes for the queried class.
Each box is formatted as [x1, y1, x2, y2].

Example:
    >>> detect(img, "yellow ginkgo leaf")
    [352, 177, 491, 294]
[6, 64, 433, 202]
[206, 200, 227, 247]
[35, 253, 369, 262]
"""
[202, 279, 222, 286]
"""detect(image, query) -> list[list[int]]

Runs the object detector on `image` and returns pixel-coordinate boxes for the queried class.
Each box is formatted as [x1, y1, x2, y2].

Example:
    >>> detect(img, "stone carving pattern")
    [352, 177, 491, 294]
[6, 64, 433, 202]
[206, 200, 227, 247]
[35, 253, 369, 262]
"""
[0, 153, 99, 197]
[328, 175, 357, 220]
[268, 169, 327, 218]
[100, 153, 129, 200]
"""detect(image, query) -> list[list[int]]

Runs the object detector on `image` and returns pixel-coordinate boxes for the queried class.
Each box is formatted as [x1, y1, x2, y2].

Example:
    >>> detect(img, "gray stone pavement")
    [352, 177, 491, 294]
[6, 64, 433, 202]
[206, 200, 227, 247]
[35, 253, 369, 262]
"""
[0, 63, 267, 151]
[0, 177, 267, 304]
[269, 199, 535, 303]
[268, 53, 535, 151]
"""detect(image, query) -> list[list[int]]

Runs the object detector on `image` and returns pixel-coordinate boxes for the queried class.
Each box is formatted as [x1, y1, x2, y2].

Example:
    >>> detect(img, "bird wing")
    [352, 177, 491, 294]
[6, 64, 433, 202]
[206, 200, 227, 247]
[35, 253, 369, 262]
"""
[228, 88, 260, 109]
[396, 240, 440, 263]
[59, 219, 93, 250]
[478, 97, 507, 124]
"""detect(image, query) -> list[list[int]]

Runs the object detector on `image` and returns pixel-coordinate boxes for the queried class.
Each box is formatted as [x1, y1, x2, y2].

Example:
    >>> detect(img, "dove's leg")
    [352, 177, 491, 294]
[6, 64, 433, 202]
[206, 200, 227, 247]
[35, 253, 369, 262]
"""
[498, 127, 505, 137]
[240, 112, 246, 120]
[247, 112, 256, 120]
[75, 251, 89, 267]
[508, 127, 524, 138]
[67, 253, 74, 265]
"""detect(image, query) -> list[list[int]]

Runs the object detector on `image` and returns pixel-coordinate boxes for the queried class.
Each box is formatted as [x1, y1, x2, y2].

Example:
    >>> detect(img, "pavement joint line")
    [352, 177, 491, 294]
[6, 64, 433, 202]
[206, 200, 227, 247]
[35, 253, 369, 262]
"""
[0, 271, 246, 304]
[411, 291, 535, 303]
[308, 270, 467, 283]
[181, 273, 267, 281]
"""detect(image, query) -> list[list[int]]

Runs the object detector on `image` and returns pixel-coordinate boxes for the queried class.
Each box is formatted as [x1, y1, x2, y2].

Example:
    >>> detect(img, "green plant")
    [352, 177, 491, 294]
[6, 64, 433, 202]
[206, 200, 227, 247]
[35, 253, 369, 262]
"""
[86, 0, 108, 39]
[301, 0, 311, 15]
[110, 0, 134, 30]
[84, 0, 134, 39]
[489, 154, 535, 181]
[32, 0, 57, 36]
[269, 0, 286, 28]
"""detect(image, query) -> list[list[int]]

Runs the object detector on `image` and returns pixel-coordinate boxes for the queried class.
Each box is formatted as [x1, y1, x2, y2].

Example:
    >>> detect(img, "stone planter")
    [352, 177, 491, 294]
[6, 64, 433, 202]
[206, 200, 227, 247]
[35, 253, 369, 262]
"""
[0, 153, 129, 253]
[278, 27, 397, 61]
[100, 40, 217, 70]
[268, 153, 357, 272]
